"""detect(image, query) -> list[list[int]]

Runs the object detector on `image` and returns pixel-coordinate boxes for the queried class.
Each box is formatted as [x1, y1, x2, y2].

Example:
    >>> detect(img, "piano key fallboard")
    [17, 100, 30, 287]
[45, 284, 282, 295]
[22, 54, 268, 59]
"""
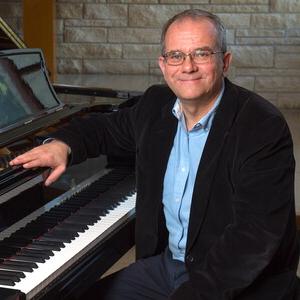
[0, 167, 136, 300]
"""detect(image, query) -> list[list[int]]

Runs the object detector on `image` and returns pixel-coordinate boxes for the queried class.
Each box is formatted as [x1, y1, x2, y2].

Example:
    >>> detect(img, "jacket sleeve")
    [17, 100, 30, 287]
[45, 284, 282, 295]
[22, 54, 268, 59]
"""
[170, 115, 297, 300]
[49, 94, 148, 166]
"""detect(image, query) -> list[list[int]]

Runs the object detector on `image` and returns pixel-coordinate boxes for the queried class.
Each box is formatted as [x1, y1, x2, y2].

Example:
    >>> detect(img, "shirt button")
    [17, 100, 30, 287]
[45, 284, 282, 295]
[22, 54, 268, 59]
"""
[186, 254, 194, 263]
[181, 167, 185, 172]
[175, 198, 180, 202]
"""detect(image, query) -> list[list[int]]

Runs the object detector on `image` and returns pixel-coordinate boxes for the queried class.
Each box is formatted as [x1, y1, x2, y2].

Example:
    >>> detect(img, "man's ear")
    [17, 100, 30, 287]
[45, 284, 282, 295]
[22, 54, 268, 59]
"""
[222, 52, 232, 75]
[158, 56, 166, 76]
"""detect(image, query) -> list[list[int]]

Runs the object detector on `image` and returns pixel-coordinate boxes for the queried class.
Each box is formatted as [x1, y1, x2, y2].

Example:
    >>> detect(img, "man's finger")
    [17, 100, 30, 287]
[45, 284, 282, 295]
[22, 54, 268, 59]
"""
[44, 165, 66, 186]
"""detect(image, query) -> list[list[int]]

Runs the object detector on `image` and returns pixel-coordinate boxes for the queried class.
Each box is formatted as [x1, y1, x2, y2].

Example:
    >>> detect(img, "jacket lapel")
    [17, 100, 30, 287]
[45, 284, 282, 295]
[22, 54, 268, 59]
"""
[150, 96, 178, 183]
[186, 79, 241, 252]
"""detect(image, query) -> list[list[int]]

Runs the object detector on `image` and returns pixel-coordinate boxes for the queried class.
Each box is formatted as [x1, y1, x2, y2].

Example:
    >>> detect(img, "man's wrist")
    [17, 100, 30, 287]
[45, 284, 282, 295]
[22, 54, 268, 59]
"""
[43, 138, 72, 155]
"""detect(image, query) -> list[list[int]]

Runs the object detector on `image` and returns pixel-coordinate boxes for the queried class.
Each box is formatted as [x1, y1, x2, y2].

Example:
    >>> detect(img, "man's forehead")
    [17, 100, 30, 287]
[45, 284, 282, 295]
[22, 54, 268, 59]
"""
[164, 17, 218, 48]
[167, 16, 216, 32]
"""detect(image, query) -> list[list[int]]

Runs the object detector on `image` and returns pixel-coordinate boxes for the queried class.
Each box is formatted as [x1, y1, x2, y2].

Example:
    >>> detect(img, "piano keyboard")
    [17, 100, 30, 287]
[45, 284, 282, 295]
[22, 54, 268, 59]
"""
[0, 167, 136, 299]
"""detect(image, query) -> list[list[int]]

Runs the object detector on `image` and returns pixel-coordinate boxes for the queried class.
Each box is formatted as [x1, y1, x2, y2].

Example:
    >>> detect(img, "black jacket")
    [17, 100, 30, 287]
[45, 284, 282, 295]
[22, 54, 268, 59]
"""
[53, 78, 299, 300]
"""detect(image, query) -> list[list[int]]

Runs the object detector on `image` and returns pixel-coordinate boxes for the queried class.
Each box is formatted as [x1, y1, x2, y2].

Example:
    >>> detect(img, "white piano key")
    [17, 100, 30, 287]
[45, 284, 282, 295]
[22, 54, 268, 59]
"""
[0, 193, 136, 299]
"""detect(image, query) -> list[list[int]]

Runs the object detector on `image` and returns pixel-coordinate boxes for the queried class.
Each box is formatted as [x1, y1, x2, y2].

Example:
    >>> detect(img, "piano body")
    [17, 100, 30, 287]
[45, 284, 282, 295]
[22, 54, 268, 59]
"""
[0, 18, 140, 300]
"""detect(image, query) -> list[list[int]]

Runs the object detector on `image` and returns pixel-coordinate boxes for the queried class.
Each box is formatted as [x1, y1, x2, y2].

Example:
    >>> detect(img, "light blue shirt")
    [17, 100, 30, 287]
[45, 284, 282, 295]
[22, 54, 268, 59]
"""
[162, 84, 224, 262]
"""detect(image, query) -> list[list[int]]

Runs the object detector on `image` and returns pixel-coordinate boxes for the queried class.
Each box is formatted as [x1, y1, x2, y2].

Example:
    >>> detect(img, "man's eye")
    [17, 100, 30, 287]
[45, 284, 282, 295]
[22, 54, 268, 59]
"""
[170, 52, 183, 60]
[194, 50, 209, 58]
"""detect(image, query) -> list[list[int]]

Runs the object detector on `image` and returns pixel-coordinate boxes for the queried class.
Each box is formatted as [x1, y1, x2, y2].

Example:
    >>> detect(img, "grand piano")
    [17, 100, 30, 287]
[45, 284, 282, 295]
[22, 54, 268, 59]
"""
[0, 18, 141, 300]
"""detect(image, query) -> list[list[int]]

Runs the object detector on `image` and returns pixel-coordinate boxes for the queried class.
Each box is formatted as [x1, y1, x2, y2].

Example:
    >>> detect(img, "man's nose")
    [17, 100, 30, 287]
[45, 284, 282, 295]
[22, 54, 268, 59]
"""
[181, 54, 198, 72]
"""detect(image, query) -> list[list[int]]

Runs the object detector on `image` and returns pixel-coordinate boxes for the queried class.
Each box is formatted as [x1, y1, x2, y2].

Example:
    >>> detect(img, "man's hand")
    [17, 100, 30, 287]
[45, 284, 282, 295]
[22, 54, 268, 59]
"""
[9, 140, 70, 186]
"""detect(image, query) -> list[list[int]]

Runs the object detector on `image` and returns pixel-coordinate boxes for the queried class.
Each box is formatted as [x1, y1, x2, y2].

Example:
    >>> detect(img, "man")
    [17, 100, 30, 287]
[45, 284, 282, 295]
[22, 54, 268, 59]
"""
[10, 9, 299, 300]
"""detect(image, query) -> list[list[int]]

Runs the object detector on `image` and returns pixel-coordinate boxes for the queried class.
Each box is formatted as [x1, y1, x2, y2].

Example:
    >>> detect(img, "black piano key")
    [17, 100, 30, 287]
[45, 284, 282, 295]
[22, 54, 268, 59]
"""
[50, 206, 78, 213]
[77, 207, 107, 216]
[74, 191, 100, 199]
[10, 254, 46, 263]
[29, 240, 63, 251]
[0, 260, 36, 272]
[0, 245, 20, 257]
[2, 237, 31, 247]
[0, 270, 25, 279]
[43, 229, 78, 240]
[21, 248, 53, 257]
[0, 245, 52, 263]
[54, 222, 87, 233]
[14, 228, 44, 238]
[43, 211, 70, 218]
[33, 239, 66, 249]
[39, 230, 76, 243]
[0, 274, 20, 283]
[34, 216, 63, 225]
[0, 278, 15, 286]
[64, 214, 99, 225]
[51, 228, 80, 237]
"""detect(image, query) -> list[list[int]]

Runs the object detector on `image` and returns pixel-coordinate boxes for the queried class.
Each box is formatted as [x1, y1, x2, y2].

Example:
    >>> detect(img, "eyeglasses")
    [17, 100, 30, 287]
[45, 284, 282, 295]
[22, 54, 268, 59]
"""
[162, 48, 224, 66]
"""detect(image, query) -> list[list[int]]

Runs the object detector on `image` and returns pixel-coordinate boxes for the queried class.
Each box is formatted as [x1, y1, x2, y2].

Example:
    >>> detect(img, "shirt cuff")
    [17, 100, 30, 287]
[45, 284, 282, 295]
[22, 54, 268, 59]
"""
[42, 138, 72, 155]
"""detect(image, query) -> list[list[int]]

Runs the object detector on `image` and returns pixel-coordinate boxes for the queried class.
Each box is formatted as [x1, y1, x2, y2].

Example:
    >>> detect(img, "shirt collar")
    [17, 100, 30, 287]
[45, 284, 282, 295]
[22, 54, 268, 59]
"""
[172, 80, 225, 131]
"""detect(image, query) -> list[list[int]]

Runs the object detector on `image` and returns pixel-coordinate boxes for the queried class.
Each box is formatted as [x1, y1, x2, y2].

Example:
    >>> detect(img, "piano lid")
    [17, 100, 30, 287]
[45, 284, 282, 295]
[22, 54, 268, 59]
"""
[0, 48, 64, 137]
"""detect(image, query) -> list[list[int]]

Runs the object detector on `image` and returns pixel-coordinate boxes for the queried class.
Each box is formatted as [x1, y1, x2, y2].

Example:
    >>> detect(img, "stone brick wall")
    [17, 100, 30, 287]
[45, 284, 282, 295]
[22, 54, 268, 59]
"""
[1, 0, 300, 107]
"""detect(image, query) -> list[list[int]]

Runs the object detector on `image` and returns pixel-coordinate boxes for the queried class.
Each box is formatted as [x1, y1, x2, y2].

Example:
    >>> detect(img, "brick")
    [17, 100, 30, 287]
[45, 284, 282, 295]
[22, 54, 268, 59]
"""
[275, 53, 300, 69]
[236, 29, 284, 37]
[57, 43, 122, 58]
[129, 5, 190, 27]
[255, 77, 300, 92]
[150, 68, 164, 76]
[162, 0, 208, 3]
[83, 59, 149, 74]
[108, 28, 161, 43]
[149, 60, 162, 75]
[232, 76, 255, 91]
[57, 35, 63, 44]
[108, 0, 158, 2]
[211, 0, 268, 3]
[287, 29, 300, 37]
[286, 14, 300, 28]
[270, 0, 300, 12]
[226, 29, 235, 45]
[278, 93, 300, 109]
[57, 3, 83, 19]
[218, 14, 250, 28]
[236, 37, 285, 45]
[123, 45, 161, 59]
[257, 92, 278, 103]
[84, 4, 127, 20]
[57, 58, 83, 73]
[236, 68, 300, 77]
[225, 66, 236, 79]
[64, 27, 107, 43]
[65, 19, 127, 27]
[57, 0, 105, 2]
[0, 2, 22, 18]
[250, 14, 286, 28]
[56, 19, 64, 35]
[285, 38, 300, 45]
[193, 4, 268, 13]
[276, 46, 300, 53]
[230, 46, 274, 67]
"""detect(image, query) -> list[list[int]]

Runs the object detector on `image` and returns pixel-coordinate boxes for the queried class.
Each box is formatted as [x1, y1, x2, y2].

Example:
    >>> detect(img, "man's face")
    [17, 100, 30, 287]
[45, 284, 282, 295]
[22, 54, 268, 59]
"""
[158, 18, 232, 104]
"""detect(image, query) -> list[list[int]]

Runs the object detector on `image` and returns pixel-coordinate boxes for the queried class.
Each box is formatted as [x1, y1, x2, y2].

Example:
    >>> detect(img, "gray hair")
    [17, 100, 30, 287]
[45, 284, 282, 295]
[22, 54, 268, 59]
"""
[160, 9, 227, 54]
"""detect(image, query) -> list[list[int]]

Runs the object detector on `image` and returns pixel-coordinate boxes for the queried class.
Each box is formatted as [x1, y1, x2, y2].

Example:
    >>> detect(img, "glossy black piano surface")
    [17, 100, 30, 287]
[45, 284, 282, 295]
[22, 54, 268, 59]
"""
[0, 25, 139, 299]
